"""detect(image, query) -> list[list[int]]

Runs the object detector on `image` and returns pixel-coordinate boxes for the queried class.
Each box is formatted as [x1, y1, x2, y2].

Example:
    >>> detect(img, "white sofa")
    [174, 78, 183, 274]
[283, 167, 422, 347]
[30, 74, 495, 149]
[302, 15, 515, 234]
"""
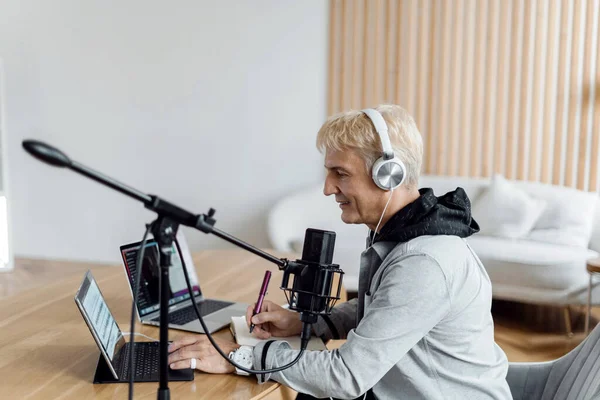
[267, 175, 600, 310]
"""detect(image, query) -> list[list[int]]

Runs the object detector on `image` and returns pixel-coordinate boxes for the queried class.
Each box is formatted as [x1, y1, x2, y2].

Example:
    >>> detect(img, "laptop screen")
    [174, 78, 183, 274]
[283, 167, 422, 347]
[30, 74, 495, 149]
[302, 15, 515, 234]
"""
[74, 271, 126, 368]
[120, 239, 201, 317]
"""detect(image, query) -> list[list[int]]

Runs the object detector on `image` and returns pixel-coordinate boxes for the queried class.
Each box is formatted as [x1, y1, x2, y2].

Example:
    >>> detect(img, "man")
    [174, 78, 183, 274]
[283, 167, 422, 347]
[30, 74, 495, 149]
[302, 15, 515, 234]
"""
[168, 105, 512, 399]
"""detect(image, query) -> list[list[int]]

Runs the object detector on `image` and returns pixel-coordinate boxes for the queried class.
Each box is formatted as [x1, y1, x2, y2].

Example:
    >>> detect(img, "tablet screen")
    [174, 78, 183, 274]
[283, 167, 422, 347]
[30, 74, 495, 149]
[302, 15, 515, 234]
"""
[75, 270, 125, 376]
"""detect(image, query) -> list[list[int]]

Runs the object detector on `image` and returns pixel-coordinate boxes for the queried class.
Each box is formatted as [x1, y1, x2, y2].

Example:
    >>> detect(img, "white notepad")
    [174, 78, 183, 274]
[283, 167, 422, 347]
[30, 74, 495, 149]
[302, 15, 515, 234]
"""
[230, 316, 327, 351]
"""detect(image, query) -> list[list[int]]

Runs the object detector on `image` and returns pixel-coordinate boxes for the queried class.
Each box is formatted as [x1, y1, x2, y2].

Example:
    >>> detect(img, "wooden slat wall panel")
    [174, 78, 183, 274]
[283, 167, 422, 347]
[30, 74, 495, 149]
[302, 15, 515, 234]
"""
[426, 0, 441, 174]
[495, 0, 513, 177]
[448, 0, 464, 176]
[328, 0, 341, 115]
[541, 0, 561, 183]
[328, 0, 600, 192]
[507, 0, 525, 180]
[416, 0, 432, 151]
[483, 0, 500, 178]
[553, 0, 573, 186]
[580, 0, 599, 189]
[438, 0, 453, 175]
[529, 0, 548, 182]
[517, 0, 535, 181]
[460, 3, 477, 177]
[565, 0, 584, 188]
[590, 1, 600, 191]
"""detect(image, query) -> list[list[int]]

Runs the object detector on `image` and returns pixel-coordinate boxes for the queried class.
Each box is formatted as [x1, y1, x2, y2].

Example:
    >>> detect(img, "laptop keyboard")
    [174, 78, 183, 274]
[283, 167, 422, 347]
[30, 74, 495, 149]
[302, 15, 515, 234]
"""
[117, 341, 160, 380]
[150, 299, 233, 326]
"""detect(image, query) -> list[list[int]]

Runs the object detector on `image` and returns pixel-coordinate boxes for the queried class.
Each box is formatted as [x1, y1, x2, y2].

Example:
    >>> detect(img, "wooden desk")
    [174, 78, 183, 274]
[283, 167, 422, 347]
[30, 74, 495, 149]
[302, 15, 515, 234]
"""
[0, 249, 344, 399]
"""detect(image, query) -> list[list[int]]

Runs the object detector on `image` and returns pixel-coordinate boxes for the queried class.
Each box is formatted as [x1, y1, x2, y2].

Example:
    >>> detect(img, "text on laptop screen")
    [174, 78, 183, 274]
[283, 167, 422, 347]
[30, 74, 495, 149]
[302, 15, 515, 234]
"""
[121, 240, 201, 317]
[79, 276, 122, 360]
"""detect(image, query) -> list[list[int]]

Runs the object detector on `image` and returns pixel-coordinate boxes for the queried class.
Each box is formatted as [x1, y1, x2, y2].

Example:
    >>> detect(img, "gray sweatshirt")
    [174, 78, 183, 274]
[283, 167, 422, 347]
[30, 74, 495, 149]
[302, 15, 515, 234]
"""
[251, 235, 512, 399]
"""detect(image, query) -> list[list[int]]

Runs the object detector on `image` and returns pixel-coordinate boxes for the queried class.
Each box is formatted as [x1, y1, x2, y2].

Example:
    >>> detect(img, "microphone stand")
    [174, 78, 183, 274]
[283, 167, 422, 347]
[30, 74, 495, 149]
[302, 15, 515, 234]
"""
[22, 140, 298, 400]
[151, 217, 177, 400]
[149, 213, 287, 400]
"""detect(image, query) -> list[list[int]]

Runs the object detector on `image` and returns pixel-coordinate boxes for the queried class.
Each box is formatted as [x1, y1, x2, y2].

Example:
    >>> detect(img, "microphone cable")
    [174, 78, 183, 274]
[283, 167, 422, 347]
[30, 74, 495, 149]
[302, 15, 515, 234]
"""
[128, 222, 154, 400]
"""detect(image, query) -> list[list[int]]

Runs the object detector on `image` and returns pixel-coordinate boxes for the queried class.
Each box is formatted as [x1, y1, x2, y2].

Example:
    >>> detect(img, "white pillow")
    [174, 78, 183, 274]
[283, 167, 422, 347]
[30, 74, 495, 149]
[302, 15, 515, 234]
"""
[472, 174, 547, 239]
[516, 181, 598, 248]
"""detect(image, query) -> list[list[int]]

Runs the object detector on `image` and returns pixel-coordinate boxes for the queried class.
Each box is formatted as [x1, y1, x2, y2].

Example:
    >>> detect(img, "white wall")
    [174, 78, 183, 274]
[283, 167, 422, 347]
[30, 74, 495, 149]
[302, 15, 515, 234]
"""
[0, 0, 329, 263]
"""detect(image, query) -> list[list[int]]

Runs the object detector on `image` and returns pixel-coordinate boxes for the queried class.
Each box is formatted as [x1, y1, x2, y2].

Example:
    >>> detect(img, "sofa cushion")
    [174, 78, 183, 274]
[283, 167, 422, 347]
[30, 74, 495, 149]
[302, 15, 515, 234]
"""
[513, 180, 598, 248]
[472, 174, 547, 239]
[468, 235, 598, 293]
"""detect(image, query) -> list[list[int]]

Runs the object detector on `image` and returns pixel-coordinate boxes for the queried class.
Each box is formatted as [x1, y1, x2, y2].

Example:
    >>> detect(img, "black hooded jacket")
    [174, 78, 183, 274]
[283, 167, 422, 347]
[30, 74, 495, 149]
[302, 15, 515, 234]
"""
[371, 187, 480, 245]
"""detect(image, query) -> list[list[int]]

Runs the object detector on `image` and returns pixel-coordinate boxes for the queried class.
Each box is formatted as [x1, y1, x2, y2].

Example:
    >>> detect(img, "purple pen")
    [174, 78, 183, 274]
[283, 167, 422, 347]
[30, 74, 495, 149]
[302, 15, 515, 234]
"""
[249, 270, 272, 333]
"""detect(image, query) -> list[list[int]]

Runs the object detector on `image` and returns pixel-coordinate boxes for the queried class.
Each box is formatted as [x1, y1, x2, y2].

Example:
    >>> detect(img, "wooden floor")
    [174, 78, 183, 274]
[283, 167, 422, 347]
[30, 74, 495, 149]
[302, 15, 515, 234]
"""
[2, 257, 600, 363]
[493, 311, 592, 362]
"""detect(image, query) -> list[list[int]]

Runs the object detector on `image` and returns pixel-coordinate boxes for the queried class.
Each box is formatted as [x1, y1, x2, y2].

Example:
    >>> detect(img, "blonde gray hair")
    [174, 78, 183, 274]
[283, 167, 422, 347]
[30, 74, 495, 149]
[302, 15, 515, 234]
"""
[316, 104, 423, 189]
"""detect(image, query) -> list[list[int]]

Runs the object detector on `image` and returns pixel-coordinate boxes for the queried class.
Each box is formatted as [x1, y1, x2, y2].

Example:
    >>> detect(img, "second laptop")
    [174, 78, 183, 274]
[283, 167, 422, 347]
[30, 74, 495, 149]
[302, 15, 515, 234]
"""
[120, 233, 248, 334]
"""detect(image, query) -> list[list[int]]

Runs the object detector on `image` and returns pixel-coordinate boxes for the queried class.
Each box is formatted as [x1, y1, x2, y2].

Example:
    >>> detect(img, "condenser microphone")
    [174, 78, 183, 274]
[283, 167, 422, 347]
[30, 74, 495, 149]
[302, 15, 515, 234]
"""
[281, 228, 343, 324]
[297, 229, 336, 311]
[301, 228, 335, 265]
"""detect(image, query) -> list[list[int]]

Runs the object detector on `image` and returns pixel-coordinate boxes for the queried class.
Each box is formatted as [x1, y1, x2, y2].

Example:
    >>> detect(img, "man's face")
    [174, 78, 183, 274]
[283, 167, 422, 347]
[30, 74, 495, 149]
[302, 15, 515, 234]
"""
[323, 148, 387, 227]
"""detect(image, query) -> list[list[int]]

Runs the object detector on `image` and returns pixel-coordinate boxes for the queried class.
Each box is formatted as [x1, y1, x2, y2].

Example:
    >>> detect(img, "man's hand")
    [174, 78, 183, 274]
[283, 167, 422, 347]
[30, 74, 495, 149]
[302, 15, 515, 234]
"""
[246, 300, 303, 339]
[168, 336, 240, 374]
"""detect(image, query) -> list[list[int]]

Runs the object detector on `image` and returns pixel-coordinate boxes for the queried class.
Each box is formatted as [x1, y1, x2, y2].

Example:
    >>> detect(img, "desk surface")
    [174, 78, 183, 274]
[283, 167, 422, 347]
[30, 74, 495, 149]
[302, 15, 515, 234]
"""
[0, 249, 340, 399]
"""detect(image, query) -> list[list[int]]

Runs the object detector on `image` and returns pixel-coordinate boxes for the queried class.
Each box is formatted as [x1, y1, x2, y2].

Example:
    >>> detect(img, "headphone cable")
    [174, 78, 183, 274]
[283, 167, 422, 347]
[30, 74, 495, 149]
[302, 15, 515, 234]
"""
[370, 187, 395, 245]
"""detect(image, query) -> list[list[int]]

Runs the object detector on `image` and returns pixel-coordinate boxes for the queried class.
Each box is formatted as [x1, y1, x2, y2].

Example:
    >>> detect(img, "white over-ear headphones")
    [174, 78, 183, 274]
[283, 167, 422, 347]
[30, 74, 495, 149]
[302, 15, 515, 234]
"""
[362, 108, 406, 191]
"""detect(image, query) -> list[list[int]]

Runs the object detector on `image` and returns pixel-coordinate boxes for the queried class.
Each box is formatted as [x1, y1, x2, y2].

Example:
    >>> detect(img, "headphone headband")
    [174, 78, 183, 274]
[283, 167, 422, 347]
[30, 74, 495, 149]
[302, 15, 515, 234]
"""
[361, 107, 406, 191]
[362, 108, 394, 160]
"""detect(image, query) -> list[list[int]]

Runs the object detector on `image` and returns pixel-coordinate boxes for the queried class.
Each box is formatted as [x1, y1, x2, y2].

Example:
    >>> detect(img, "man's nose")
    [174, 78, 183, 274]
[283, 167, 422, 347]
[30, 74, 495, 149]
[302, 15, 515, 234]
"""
[323, 175, 339, 196]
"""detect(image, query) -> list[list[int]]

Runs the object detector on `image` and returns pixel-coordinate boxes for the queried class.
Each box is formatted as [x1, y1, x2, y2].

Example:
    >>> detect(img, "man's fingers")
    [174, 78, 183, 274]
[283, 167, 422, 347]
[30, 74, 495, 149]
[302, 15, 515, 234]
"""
[168, 335, 200, 353]
[169, 349, 193, 364]
[251, 311, 280, 325]
[262, 300, 278, 311]
[246, 300, 283, 324]
[169, 360, 193, 370]
[251, 325, 272, 339]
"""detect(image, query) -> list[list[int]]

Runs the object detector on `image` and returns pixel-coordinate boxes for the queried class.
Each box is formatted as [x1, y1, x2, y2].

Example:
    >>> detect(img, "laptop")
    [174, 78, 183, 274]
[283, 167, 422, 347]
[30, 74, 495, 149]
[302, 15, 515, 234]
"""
[74, 270, 194, 383]
[119, 232, 248, 334]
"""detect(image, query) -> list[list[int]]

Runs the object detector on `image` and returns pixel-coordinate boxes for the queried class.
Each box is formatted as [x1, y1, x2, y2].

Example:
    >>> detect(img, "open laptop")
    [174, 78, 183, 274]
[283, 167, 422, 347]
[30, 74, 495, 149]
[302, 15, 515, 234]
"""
[120, 232, 248, 334]
[74, 270, 194, 383]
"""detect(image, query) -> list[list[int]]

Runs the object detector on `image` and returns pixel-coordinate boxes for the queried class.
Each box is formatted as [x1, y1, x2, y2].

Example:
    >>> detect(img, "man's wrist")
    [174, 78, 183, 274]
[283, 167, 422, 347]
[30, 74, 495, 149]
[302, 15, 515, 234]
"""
[229, 345, 254, 376]
[225, 343, 241, 374]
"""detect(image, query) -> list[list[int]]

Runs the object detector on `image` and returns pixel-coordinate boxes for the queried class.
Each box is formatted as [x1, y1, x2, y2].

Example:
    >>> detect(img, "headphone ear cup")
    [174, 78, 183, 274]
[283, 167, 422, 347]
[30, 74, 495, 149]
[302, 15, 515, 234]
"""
[372, 157, 406, 190]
